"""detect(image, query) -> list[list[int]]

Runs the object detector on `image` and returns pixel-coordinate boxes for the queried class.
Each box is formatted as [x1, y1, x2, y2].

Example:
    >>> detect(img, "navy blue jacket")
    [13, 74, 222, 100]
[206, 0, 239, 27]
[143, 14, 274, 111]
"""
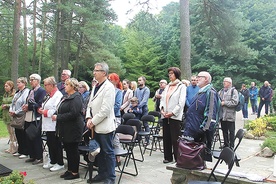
[184, 84, 220, 138]
[259, 85, 272, 102]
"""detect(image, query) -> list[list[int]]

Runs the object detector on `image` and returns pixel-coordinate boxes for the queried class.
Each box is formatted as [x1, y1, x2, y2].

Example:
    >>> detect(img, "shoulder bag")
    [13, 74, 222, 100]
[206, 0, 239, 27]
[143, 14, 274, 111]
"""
[176, 137, 206, 170]
[10, 89, 27, 129]
[10, 112, 26, 129]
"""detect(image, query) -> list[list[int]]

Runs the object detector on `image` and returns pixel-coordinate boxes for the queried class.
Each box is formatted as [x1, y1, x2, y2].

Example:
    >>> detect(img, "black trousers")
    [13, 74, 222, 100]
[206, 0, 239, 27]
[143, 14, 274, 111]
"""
[46, 131, 64, 165]
[25, 121, 43, 159]
[162, 118, 181, 162]
[63, 142, 80, 173]
[15, 128, 28, 155]
[221, 120, 235, 148]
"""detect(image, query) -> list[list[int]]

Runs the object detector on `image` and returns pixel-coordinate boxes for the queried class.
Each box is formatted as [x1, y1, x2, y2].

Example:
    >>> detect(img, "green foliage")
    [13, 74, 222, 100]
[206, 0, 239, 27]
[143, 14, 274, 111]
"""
[0, 171, 34, 184]
[246, 117, 267, 137]
[262, 138, 276, 153]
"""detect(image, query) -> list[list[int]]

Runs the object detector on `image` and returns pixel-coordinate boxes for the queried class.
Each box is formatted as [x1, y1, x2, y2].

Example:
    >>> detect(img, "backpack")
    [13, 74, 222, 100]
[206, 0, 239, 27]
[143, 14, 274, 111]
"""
[231, 88, 244, 111]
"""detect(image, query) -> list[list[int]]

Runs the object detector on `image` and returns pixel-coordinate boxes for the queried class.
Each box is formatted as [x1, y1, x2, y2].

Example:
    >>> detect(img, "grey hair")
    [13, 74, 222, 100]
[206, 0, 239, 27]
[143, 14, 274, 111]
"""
[95, 62, 109, 76]
[63, 69, 71, 77]
[30, 73, 41, 82]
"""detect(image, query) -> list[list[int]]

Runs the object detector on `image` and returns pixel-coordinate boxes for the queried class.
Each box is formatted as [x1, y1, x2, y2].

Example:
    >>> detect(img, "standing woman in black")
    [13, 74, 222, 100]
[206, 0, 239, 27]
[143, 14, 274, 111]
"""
[52, 78, 83, 180]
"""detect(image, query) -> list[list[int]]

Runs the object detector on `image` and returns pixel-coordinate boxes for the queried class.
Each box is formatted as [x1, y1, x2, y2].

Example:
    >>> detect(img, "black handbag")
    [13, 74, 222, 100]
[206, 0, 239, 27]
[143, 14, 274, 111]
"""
[176, 137, 206, 170]
[25, 118, 41, 141]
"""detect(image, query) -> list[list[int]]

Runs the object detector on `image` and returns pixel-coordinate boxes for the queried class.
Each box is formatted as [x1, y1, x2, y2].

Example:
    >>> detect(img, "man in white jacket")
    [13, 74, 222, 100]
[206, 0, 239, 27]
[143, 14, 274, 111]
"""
[86, 62, 116, 184]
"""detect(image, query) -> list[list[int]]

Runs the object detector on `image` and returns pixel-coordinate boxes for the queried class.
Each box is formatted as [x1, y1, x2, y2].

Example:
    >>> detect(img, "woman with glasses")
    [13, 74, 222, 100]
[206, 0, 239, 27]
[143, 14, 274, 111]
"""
[160, 67, 186, 164]
[38, 76, 64, 171]
[23, 74, 46, 165]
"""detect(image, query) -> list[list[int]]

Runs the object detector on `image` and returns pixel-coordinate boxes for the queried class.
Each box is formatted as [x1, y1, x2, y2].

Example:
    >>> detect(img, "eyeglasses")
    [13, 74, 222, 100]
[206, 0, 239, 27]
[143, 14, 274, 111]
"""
[168, 72, 174, 75]
[93, 69, 104, 73]
[29, 79, 37, 82]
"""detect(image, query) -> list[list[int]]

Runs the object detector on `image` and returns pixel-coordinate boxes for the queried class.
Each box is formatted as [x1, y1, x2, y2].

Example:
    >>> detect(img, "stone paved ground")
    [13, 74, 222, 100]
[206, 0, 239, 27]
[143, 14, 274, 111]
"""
[0, 107, 275, 183]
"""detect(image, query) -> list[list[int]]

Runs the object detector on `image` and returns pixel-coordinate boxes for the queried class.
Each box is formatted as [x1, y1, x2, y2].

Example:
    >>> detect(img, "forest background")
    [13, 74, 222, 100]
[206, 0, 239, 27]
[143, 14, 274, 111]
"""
[0, 0, 275, 97]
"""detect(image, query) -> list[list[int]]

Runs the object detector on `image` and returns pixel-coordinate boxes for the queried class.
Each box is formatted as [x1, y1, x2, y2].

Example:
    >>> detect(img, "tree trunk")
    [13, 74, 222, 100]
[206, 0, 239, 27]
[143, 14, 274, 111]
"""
[32, 0, 37, 72]
[39, 0, 47, 75]
[54, 0, 62, 80]
[180, 0, 191, 80]
[22, 0, 28, 77]
[11, 0, 21, 83]
[74, 32, 83, 78]
[63, 10, 73, 71]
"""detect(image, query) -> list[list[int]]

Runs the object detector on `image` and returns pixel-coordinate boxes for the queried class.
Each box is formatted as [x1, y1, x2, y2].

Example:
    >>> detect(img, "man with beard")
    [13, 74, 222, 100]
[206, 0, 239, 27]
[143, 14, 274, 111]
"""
[134, 76, 150, 145]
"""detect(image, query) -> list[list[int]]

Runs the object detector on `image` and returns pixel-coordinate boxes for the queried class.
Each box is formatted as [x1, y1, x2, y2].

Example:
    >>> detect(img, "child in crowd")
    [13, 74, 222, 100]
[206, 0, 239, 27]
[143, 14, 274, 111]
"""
[128, 97, 142, 120]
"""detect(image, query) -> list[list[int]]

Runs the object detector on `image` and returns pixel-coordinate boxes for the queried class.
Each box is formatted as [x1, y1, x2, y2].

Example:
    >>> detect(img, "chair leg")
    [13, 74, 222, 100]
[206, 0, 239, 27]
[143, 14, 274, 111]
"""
[117, 152, 138, 184]
[149, 137, 156, 156]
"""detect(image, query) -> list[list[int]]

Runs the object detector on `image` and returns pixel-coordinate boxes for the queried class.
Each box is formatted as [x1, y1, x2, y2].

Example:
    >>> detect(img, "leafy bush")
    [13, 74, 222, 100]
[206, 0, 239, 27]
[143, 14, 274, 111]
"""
[247, 117, 267, 137]
[262, 138, 276, 152]
[266, 116, 276, 130]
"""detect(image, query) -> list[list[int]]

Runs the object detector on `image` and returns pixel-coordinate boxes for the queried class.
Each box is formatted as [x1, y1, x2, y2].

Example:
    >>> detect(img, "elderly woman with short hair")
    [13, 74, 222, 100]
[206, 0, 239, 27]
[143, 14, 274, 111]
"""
[52, 78, 83, 180]
[38, 76, 64, 171]
[9, 77, 30, 158]
[23, 74, 46, 165]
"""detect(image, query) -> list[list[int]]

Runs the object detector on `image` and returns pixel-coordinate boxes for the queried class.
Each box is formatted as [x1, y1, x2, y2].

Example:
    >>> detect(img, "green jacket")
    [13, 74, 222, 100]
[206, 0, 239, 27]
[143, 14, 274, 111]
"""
[2, 94, 14, 125]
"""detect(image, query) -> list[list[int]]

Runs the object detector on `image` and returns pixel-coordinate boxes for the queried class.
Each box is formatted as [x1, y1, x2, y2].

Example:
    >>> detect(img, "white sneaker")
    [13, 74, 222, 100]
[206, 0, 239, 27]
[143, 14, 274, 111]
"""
[43, 163, 54, 169]
[50, 164, 64, 171]
[19, 154, 28, 159]
[13, 152, 20, 156]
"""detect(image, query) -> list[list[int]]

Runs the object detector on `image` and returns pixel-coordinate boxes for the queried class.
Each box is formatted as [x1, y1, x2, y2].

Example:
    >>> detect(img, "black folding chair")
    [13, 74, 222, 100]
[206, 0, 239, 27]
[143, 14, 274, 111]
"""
[188, 147, 235, 184]
[212, 129, 245, 167]
[115, 125, 138, 184]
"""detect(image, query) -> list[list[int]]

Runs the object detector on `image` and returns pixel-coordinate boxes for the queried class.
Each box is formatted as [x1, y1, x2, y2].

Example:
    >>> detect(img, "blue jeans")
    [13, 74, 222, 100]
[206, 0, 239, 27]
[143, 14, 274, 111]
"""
[250, 99, 258, 113]
[95, 131, 116, 181]
[242, 103, 248, 118]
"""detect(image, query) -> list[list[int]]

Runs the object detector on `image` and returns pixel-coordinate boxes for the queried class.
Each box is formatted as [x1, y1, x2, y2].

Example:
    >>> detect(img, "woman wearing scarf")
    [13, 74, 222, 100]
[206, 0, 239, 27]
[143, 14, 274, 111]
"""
[160, 67, 186, 164]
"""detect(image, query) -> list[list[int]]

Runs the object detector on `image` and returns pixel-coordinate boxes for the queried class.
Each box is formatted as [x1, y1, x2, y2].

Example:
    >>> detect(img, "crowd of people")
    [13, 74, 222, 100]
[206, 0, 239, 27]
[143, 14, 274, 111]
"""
[1, 62, 273, 183]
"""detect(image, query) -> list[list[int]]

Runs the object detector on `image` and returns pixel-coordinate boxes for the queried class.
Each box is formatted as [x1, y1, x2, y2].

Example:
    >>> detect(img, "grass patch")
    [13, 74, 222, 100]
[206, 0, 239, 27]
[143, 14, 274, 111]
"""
[0, 120, 8, 138]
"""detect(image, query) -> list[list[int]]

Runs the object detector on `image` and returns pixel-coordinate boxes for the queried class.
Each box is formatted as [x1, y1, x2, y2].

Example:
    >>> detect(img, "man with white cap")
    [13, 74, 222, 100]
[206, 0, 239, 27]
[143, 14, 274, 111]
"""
[218, 77, 239, 149]
[153, 79, 167, 112]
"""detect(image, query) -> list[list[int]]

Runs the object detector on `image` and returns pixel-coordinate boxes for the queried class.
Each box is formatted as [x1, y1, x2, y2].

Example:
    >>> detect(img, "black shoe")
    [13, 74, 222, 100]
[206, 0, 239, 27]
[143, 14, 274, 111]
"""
[32, 159, 43, 165]
[60, 171, 71, 178]
[64, 173, 79, 180]
[91, 174, 105, 182]
[25, 158, 35, 163]
[163, 159, 172, 164]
